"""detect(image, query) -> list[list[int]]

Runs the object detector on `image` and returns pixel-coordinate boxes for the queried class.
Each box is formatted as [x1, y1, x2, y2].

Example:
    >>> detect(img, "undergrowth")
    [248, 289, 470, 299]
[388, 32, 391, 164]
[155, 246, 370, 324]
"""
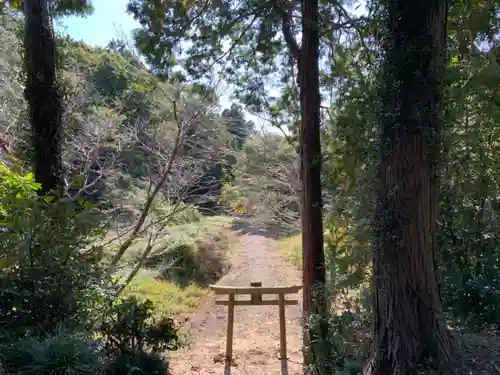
[277, 234, 302, 268]
[117, 217, 236, 315]
[0, 162, 237, 375]
[278, 234, 371, 375]
[123, 279, 207, 315]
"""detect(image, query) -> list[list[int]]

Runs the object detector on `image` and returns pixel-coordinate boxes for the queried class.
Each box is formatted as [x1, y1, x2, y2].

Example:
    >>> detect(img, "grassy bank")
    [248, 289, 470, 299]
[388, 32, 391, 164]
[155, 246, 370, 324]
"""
[124, 279, 207, 315]
[277, 234, 302, 269]
[117, 216, 237, 316]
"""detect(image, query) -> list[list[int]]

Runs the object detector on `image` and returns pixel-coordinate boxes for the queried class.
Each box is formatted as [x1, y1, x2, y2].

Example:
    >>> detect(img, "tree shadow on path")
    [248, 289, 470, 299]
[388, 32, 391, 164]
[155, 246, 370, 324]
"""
[230, 217, 299, 240]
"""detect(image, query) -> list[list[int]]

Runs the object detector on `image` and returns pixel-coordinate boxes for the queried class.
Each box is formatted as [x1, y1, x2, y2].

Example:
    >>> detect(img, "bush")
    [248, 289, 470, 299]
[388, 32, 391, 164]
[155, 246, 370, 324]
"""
[154, 236, 230, 286]
[105, 351, 169, 375]
[0, 329, 102, 375]
[100, 296, 182, 375]
[151, 200, 202, 226]
[218, 182, 252, 215]
[440, 270, 500, 331]
[437, 195, 500, 331]
[306, 311, 368, 375]
[304, 283, 370, 375]
[100, 296, 181, 354]
[0, 163, 113, 336]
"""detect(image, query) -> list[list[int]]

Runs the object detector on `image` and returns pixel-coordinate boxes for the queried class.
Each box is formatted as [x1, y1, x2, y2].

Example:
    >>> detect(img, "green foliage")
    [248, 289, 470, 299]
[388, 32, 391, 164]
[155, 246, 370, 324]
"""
[100, 296, 181, 375]
[100, 296, 181, 355]
[306, 311, 368, 375]
[146, 235, 231, 286]
[124, 278, 207, 315]
[218, 182, 252, 215]
[303, 281, 370, 375]
[433, 3, 500, 330]
[105, 351, 170, 375]
[0, 329, 102, 375]
[1, 0, 499, 371]
[323, 224, 371, 299]
[223, 133, 299, 230]
[125, 0, 367, 133]
[0, 163, 112, 336]
[2, 12, 235, 221]
[0, 0, 94, 16]
[239, 134, 296, 176]
[221, 103, 254, 151]
[124, 0, 500, 347]
[315, 0, 500, 336]
[150, 200, 202, 226]
[318, 41, 378, 303]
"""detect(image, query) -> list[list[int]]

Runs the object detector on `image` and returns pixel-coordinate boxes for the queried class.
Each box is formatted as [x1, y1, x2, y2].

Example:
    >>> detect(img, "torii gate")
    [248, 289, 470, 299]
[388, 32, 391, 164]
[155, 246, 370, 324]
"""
[209, 282, 302, 375]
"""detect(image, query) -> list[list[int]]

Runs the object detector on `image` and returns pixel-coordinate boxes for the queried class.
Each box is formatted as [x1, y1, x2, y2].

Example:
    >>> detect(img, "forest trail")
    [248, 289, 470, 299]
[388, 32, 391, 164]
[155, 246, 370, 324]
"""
[170, 232, 303, 375]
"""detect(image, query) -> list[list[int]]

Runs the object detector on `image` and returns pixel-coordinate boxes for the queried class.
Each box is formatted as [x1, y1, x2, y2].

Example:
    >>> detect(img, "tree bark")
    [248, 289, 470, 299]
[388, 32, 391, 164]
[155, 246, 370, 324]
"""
[299, 0, 327, 368]
[24, 0, 63, 195]
[280, 0, 327, 368]
[365, 0, 452, 374]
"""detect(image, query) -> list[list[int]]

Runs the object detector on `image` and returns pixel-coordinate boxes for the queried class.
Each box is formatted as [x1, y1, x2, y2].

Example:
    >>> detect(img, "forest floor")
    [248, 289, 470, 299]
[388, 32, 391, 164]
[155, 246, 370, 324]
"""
[170, 229, 304, 375]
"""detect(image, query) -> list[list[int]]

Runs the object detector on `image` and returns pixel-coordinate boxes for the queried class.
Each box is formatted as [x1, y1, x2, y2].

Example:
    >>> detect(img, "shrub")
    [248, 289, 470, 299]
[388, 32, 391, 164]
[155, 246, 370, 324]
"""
[195, 238, 231, 282]
[0, 163, 113, 336]
[100, 296, 181, 355]
[306, 312, 368, 375]
[155, 236, 230, 286]
[437, 196, 500, 330]
[164, 244, 198, 284]
[0, 329, 102, 375]
[218, 182, 252, 215]
[105, 351, 169, 375]
[304, 283, 370, 375]
[151, 200, 202, 226]
[440, 270, 500, 331]
[100, 296, 182, 375]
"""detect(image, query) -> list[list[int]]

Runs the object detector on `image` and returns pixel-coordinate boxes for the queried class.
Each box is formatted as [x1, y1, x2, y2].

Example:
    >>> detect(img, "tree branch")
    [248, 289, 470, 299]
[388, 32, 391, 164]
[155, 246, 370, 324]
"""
[281, 7, 300, 60]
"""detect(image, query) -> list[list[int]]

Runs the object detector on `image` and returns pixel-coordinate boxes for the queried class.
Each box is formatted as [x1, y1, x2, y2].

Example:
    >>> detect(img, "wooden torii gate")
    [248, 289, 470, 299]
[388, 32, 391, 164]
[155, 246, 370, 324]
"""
[209, 282, 302, 375]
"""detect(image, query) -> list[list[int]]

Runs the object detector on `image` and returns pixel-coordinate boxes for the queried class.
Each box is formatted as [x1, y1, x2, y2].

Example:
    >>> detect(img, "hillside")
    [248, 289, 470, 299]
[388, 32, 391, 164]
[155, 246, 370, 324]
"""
[0, 12, 261, 315]
[0, 8, 299, 308]
[2, 13, 254, 220]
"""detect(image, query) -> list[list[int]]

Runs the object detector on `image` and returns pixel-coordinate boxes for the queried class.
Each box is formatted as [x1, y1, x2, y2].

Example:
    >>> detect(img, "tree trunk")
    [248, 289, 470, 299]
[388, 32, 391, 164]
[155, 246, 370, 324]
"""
[24, 0, 63, 195]
[299, 0, 327, 368]
[365, 0, 452, 374]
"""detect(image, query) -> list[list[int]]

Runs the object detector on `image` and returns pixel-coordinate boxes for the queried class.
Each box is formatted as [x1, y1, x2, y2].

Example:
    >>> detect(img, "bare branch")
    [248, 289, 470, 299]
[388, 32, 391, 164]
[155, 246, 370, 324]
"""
[106, 82, 231, 274]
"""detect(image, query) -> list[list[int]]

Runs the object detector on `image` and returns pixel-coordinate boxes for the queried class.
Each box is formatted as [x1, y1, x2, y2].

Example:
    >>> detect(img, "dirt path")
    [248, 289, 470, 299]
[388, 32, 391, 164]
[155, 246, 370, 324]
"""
[170, 232, 303, 375]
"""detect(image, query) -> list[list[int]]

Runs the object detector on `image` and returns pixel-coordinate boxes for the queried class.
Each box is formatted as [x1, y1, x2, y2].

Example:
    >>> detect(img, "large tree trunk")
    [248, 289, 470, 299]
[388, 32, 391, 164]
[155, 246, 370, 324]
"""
[365, 0, 452, 374]
[24, 0, 63, 195]
[299, 0, 327, 368]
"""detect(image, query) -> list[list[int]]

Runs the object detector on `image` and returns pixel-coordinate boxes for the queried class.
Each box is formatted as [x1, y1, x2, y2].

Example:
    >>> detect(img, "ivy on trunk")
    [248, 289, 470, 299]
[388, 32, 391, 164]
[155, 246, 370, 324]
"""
[23, 0, 63, 195]
[366, 0, 453, 373]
